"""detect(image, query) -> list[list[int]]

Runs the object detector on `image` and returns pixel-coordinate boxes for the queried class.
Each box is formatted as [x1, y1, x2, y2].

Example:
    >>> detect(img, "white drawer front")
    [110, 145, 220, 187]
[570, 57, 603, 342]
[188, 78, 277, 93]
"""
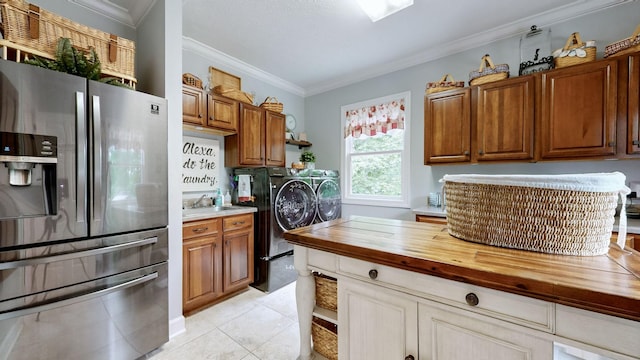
[556, 305, 640, 358]
[337, 255, 555, 332]
[307, 248, 338, 273]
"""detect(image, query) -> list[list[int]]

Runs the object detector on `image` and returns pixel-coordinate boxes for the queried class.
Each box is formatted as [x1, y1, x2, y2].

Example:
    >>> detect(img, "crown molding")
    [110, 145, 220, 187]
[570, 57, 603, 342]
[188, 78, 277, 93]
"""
[182, 37, 306, 97]
[68, 0, 156, 28]
[304, 0, 632, 96]
[183, 0, 630, 97]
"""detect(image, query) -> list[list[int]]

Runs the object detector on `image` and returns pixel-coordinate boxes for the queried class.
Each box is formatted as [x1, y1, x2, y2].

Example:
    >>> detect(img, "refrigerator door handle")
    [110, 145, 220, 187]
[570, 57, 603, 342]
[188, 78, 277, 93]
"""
[76, 91, 87, 223]
[0, 272, 158, 321]
[92, 94, 103, 222]
[0, 236, 158, 270]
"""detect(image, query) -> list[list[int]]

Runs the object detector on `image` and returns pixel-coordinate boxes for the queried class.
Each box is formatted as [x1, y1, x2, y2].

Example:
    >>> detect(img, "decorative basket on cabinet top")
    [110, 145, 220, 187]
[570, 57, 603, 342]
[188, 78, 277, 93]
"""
[426, 73, 465, 94]
[604, 23, 640, 58]
[468, 54, 509, 86]
[0, 0, 136, 80]
[260, 96, 283, 113]
[553, 32, 596, 68]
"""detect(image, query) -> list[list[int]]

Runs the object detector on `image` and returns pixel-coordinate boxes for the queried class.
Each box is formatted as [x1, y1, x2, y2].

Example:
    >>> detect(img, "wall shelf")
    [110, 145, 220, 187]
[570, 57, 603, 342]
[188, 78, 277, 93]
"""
[286, 139, 312, 148]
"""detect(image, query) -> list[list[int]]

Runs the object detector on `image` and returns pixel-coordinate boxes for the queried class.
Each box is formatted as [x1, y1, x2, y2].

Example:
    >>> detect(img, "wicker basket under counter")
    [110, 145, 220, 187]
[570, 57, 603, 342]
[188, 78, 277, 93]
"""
[314, 272, 337, 312]
[312, 316, 338, 360]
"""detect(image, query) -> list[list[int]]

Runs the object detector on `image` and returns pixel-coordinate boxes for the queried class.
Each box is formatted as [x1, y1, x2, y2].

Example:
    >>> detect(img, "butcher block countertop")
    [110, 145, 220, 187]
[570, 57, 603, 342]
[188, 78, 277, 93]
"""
[283, 216, 640, 322]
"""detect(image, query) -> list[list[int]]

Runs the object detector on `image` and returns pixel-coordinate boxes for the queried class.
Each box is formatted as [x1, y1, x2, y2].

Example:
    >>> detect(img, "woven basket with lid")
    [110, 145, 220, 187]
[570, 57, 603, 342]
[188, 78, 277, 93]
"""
[442, 172, 630, 256]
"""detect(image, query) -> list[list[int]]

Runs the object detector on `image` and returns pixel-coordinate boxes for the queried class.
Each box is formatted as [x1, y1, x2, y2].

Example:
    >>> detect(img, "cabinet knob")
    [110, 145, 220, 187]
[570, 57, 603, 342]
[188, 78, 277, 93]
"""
[405, 356, 415, 360]
[633, 140, 640, 146]
[478, 150, 484, 155]
[209, 116, 214, 120]
[368, 269, 378, 280]
[465, 292, 479, 306]
[198, 114, 202, 118]
[463, 150, 470, 156]
[608, 141, 615, 147]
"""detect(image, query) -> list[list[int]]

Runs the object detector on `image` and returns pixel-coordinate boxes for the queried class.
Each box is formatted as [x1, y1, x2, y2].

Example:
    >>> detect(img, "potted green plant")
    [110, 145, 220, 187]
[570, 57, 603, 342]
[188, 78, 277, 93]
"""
[300, 151, 316, 169]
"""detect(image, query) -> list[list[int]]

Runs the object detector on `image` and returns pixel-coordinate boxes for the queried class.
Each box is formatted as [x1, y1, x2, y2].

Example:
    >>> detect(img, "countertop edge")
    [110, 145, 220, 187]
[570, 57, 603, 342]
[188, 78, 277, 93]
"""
[182, 206, 257, 222]
[284, 217, 640, 322]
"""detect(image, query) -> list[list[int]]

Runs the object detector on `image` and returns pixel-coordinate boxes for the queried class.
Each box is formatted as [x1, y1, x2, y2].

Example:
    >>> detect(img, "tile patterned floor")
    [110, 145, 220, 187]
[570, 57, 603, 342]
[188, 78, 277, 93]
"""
[145, 282, 300, 360]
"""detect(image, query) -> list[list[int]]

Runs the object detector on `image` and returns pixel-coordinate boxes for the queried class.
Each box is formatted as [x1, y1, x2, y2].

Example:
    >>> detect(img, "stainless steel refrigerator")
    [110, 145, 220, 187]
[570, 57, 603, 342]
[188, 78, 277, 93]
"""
[0, 60, 168, 359]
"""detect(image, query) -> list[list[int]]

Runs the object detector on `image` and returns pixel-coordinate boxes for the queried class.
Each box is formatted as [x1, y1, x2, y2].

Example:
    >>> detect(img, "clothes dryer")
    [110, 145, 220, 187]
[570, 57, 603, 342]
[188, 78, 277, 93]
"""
[311, 169, 342, 223]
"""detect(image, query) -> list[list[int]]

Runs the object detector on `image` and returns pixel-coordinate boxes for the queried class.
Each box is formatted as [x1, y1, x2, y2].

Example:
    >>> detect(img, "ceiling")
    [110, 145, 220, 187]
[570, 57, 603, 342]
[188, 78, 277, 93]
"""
[79, 0, 631, 96]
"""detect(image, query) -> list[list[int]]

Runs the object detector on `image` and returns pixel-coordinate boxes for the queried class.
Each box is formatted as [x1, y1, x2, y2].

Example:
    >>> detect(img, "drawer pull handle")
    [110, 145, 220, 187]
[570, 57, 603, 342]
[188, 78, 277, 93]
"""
[192, 227, 208, 233]
[405, 356, 415, 360]
[368, 269, 378, 280]
[633, 140, 640, 145]
[233, 221, 245, 225]
[465, 292, 479, 306]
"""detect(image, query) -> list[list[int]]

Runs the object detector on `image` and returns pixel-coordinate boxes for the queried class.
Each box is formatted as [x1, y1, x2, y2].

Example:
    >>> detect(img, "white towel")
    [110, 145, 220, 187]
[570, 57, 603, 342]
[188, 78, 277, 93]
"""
[238, 175, 251, 202]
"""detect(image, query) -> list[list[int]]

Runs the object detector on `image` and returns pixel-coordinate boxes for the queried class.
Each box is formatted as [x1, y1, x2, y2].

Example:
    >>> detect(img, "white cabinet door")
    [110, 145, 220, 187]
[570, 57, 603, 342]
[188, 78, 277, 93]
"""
[338, 278, 418, 360]
[418, 301, 553, 360]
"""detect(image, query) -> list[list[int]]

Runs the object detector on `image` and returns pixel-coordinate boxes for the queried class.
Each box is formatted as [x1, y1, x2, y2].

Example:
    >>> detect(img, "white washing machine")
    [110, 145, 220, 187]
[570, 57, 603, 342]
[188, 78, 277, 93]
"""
[310, 169, 342, 223]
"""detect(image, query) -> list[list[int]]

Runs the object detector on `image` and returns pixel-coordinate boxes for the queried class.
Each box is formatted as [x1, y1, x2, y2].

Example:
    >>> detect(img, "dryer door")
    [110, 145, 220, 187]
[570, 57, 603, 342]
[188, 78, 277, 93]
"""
[274, 180, 317, 231]
[316, 179, 342, 222]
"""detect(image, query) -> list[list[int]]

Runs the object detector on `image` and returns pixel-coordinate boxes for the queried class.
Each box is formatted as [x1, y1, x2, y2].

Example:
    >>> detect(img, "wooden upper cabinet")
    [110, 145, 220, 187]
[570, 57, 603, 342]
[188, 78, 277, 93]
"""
[265, 111, 286, 167]
[225, 103, 286, 167]
[182, 84, 205, 126]
[424, 88, 471, 164]
[208, 94, 238, 132]
[238, 102, 265, 166]
[474, 75, 535, 161]
[539, 59, 618, 159]
[628, 53, 640, 155]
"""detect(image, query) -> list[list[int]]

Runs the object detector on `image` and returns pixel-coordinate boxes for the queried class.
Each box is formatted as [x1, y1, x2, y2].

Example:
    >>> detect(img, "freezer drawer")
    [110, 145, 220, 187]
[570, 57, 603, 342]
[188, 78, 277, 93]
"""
[0, 227, 168, 302]
[0, 262, 168, 360]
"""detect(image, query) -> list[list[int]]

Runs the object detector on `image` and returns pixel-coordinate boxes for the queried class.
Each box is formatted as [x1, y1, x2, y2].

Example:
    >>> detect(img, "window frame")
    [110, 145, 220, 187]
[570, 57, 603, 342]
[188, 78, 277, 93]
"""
[340, 91, 411, 208]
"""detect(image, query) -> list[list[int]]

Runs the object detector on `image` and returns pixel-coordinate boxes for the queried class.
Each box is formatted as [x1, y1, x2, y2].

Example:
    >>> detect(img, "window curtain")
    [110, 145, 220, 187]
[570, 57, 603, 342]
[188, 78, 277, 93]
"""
[344, 97, 406, 139]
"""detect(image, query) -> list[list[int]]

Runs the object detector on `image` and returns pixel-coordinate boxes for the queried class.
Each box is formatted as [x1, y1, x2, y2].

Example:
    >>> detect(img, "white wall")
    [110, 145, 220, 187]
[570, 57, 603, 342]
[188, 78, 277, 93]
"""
[304, 1, 640, 221]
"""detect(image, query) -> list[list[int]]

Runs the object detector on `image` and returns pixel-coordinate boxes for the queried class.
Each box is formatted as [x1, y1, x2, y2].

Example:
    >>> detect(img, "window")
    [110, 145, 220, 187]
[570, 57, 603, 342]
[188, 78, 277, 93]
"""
[341, 91, 410, 207]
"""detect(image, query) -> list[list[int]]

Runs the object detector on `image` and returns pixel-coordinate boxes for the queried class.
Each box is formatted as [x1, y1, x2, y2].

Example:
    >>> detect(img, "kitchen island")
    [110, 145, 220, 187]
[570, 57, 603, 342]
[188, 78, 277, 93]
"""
[284, 216, 640, 360]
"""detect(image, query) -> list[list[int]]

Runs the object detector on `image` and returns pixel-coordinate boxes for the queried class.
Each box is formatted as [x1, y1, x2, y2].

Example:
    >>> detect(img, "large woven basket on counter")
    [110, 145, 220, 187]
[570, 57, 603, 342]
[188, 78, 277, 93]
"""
[442, 172, 630, 256]
[0, 0, 135, 79]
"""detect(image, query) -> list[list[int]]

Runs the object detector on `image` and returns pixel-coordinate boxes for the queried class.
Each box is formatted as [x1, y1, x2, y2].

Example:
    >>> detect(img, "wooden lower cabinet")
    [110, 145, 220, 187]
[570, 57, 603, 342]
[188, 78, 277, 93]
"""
[222, 214, 254, 294]
[415, 214, 447, 225]
[183, 213, 254, 315]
